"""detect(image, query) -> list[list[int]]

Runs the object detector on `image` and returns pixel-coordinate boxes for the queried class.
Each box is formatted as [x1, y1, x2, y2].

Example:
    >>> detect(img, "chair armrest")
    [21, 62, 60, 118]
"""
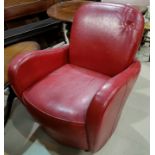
[86, 60, 141, 152]
[8, 45, 69, 97]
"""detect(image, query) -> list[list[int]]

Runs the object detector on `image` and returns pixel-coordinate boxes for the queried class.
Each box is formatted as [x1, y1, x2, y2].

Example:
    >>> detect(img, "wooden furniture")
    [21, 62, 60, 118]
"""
[4, 1, 64, 49]
[47, 1, 93, 22]
[47, 1, 93, 43]
[47, 1, 147, 44]
[5, 0, 55, 21]
[5, 0, 58, 31]
[4, 18, 62, 47]
[47, 1, 147, 22]
[4, 41, 40, 85]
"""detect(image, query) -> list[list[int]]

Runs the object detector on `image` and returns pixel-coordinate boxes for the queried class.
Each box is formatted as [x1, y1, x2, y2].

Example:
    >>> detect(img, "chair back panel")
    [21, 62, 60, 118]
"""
[69, 3, 144, 76]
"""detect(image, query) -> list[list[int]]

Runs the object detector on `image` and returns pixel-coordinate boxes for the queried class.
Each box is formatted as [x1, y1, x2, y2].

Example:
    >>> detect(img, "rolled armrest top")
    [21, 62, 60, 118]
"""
[8, 45, 69, 97]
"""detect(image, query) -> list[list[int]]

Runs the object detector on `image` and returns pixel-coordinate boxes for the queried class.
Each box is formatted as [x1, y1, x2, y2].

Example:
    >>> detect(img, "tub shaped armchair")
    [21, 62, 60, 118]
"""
[8, 3, 144, 152]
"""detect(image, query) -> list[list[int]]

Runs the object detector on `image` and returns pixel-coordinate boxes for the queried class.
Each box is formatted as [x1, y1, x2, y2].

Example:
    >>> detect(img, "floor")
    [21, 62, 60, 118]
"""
[4, 47, 150, 155]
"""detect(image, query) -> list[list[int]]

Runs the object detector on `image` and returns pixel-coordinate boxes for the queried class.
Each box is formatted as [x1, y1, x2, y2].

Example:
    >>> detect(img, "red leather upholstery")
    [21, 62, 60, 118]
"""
[86, 60, 141, 151]
[23, 64, 109, 149]
[8, 45, 69, 97]
[70, 3, 144, 76]
[23, 64, 110, 123]
[8, 3, 144, 152]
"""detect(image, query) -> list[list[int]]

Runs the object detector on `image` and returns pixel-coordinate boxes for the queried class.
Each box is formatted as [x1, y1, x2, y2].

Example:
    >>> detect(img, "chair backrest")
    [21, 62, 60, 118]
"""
[69, 3, 144, 76]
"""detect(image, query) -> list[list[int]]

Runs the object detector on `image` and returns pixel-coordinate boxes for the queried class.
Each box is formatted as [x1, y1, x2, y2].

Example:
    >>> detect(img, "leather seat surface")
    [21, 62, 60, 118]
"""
[23, 64, 110, 124]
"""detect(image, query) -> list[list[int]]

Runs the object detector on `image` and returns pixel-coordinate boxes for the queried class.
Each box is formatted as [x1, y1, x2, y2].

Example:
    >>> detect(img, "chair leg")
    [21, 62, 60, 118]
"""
[4, 86, 16, 126]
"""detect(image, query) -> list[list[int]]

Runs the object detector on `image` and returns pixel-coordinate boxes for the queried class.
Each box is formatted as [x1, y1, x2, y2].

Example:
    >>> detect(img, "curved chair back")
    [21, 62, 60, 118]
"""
[70, 3, 144, 76]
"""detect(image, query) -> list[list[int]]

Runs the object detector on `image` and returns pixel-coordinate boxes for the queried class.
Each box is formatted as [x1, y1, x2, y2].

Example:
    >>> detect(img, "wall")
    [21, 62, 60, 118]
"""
[101, 0, 149, 6]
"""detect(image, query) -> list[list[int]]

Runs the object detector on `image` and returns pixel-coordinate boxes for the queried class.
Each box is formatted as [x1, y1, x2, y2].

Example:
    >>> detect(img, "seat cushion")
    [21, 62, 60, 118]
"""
[23, 64, 110, 124]
[22, 64, 109, 149]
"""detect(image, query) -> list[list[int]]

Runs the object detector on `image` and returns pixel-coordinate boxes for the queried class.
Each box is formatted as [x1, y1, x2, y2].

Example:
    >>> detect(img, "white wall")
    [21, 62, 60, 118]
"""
[101, 0, 149, 6]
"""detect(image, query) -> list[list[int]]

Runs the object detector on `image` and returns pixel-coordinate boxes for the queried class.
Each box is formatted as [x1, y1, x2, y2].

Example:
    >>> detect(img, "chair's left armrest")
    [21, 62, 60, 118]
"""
[8, 45, 69, 97]
[86, 60, 141, 152]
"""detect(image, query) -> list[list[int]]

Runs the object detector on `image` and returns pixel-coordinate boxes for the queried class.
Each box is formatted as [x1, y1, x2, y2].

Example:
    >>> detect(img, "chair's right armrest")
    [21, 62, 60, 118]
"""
[86, 60, 141, 152]
[8, 45, 69, 97]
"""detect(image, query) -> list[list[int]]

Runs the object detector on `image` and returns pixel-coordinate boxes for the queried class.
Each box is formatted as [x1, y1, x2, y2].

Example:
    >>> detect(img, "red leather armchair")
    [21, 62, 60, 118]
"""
[8, 3, 144, 152]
